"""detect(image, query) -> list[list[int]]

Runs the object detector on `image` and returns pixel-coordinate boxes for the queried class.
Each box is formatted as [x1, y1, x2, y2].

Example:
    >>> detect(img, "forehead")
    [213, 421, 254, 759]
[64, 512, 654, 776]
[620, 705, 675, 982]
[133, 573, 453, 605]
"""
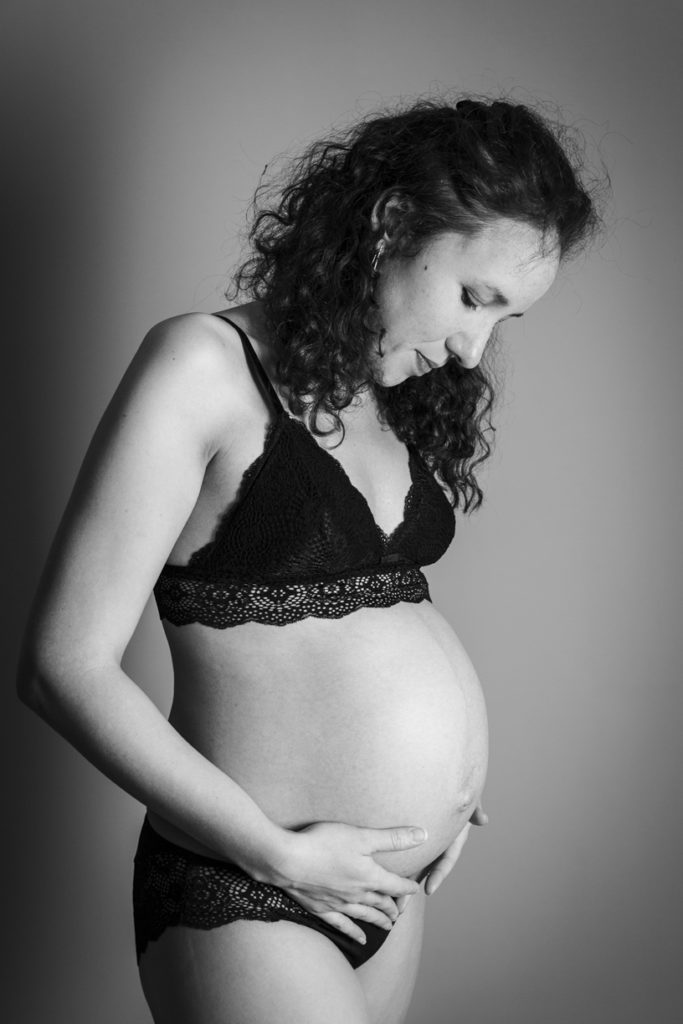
[430, 218, 559, 295]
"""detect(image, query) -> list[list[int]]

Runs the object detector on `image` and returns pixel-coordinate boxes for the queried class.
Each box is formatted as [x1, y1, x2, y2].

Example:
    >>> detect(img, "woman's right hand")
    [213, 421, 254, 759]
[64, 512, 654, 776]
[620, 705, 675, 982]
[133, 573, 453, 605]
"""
[270, 820, 427, 944]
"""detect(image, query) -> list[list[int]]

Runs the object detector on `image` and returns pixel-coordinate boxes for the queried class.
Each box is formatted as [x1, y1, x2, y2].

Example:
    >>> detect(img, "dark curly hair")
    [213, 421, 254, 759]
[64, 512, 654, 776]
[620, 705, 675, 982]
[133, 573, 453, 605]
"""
[231, 98, 602, 510]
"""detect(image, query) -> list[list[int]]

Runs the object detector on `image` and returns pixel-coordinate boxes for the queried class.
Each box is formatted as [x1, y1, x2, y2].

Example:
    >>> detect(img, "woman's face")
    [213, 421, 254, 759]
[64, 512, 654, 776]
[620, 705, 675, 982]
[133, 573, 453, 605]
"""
[372, 218, 560, 386]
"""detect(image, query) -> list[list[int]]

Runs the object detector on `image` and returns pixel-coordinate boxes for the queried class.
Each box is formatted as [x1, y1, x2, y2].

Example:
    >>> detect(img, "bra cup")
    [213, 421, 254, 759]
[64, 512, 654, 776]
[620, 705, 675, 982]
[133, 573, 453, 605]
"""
[189, 422, 387, 582]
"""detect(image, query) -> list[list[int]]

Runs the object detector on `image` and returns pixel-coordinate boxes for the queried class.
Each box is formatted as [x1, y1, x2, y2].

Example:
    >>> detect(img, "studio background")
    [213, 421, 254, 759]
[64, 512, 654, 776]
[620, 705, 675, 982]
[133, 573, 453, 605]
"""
[5, 1, 681, 1022]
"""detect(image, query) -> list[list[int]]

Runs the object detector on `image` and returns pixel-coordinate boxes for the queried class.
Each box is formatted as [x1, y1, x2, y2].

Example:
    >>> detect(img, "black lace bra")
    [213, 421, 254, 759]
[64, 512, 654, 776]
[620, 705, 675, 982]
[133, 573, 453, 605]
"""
[153, 315, 455, 628]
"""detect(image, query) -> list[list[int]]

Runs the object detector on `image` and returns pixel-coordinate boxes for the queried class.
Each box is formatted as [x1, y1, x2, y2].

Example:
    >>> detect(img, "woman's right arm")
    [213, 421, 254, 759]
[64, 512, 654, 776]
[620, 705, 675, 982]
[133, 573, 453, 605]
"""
[17, 314, 292, 873]
[16, 314, 422, 941]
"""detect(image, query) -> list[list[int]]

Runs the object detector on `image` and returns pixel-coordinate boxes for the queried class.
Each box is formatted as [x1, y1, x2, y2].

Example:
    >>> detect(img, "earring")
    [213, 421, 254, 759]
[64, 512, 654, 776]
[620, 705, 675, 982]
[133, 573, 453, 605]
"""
[371, 238, 386, 275]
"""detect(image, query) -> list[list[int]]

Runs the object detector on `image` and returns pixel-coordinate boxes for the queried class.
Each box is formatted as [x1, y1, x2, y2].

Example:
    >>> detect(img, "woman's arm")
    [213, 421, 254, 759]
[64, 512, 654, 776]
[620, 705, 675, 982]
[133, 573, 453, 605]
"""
[17, 314, 288, 871]
[17, 314, 422, 941]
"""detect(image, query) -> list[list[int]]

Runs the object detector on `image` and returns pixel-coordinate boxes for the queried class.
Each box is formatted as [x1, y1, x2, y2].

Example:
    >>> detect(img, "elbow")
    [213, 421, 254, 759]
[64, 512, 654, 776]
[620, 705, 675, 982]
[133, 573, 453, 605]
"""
[16, 657, 78, 739]
[17, 640, 116, 728]
[16, 649, 50, 715]
[17, 630, 118, 732]
[15, 637, 67, 721]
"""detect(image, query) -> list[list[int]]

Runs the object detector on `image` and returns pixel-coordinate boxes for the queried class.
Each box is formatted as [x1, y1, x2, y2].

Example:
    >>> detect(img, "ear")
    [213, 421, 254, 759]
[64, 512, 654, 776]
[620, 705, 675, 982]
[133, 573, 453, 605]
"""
[370, 191, 414, 243]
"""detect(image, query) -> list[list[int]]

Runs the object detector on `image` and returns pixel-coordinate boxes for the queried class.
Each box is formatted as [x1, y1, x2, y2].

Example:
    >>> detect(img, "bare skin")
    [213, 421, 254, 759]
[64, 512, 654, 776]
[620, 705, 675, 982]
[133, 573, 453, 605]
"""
[139, 304, 489, 1023]
[18, 221, 556, 1022]
[115, 305, 485, 1019]
[139, 887, 427, 1024]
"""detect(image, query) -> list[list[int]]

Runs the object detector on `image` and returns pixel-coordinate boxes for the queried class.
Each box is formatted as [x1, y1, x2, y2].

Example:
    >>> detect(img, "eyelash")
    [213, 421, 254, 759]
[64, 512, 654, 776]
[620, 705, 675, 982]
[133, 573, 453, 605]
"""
[461, 287, 479, 311]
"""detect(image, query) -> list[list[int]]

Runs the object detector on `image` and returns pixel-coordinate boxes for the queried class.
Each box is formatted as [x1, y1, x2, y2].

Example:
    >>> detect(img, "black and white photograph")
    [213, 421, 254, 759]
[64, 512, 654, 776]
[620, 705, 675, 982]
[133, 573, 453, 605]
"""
[6, 2, 682, 1022]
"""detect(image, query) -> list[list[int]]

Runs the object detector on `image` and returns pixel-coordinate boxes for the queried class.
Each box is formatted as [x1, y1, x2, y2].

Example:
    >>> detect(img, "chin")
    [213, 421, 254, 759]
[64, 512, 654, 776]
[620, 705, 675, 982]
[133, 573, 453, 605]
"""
[373, 364, 414, 388]
[389, 370, 423, 387]
[375, 373, 405, 389]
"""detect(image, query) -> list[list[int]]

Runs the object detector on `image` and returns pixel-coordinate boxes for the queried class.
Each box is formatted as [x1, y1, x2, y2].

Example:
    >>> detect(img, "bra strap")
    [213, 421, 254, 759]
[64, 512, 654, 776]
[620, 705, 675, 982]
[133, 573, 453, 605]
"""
[212, 313, 285, 417]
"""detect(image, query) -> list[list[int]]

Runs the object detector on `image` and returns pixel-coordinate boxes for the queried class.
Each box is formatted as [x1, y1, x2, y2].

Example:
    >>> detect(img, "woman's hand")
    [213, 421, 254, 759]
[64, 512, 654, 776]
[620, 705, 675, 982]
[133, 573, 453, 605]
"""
[417, 804, 489, 899]
[273, 820, 427, 945]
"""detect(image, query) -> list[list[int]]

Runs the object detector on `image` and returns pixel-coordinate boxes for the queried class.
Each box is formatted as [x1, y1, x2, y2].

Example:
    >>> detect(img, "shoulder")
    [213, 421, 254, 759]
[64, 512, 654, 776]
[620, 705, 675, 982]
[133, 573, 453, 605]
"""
[137, 312, 246, 384]
[128, 311, 257, 453]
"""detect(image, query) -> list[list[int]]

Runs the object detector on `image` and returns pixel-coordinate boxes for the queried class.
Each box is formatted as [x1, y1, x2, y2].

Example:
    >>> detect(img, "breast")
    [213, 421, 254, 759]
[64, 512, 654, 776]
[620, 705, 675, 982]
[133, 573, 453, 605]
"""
[158, 413, 455, 613]
[164, 599, 489, 877]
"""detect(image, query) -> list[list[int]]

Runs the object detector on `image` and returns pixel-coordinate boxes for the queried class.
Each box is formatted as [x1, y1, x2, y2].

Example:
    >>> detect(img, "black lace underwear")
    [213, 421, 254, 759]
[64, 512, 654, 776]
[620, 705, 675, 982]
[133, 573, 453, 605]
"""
[132, 817, 389, 968]
[154, 564, 431, 628]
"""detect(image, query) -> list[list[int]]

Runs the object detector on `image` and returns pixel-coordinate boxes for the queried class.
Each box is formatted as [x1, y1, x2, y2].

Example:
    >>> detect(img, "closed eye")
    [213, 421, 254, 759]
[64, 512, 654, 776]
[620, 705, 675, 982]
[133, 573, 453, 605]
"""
[461, 287, 479, 311]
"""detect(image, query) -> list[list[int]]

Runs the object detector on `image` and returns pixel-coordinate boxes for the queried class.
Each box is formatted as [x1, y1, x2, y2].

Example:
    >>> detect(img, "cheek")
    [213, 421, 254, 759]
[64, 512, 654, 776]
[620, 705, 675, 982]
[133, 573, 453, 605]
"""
[378, 262, 458, 338]
[421, 272, 459, 316]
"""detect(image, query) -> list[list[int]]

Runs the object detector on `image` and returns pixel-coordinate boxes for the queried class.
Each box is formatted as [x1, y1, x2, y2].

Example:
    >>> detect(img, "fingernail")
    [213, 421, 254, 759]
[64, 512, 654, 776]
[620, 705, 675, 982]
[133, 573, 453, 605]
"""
[411, 827, 427, 843]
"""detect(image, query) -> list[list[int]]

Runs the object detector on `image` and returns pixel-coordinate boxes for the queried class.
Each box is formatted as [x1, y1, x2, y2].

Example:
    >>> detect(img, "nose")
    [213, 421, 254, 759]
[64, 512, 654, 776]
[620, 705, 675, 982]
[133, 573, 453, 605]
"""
[446, 327, 490, 369]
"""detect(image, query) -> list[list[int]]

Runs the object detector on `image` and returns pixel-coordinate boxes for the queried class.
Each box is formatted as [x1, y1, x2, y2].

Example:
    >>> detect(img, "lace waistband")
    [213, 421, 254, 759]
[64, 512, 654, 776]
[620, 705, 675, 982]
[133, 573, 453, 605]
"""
[153, 564, 431, 628]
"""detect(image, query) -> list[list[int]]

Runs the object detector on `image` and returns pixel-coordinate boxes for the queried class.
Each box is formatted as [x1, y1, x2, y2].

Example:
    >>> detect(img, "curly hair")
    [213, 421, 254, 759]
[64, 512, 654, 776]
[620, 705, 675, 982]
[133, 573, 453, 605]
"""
[231, 98, 602, 511]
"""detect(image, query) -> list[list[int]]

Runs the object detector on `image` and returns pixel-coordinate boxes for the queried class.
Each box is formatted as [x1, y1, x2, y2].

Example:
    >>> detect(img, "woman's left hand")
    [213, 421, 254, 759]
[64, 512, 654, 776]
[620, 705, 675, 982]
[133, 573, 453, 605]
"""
[417, 804, 489, 899]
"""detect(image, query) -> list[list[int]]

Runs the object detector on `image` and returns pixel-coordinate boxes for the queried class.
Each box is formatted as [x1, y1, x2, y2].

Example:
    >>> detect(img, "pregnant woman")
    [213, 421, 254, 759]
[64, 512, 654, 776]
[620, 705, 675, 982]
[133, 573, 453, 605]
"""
[18, 98, 598, 1023]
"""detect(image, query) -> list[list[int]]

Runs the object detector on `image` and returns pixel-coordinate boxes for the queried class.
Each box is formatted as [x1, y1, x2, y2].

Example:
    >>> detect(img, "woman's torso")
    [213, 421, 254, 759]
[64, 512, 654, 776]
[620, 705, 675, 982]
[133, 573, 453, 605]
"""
[148, 307, 488, 878]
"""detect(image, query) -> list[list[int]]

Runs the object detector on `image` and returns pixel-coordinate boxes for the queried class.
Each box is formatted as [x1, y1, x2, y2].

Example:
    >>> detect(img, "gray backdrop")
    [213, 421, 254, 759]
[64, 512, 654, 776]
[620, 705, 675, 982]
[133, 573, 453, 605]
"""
[5, 1, 682, 1021]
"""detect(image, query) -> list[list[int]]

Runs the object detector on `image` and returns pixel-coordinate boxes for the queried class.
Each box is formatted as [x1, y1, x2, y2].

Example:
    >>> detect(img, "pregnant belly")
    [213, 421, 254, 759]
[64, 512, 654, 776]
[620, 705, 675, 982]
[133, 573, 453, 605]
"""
[284, 674, 488, 876]
[164, 602, 489, 877]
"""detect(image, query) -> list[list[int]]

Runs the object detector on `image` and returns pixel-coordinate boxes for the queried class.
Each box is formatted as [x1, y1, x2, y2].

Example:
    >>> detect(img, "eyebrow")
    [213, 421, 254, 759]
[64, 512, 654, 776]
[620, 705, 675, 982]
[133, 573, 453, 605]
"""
[474, 283, 524, 317]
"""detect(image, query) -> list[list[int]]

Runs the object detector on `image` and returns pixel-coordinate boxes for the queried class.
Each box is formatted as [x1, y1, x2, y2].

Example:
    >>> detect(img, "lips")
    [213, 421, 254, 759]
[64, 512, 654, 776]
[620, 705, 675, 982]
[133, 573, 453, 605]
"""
[415, 350, 432, 374]
[416, 349, 448, 372]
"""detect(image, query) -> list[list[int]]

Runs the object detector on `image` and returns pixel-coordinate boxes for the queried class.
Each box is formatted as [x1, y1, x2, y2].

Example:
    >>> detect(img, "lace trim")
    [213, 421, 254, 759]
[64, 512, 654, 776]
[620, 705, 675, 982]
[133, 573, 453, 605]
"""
[154, 565, 431, 628]
[133, 820, 321, 961]
[132, 819, 391, 966]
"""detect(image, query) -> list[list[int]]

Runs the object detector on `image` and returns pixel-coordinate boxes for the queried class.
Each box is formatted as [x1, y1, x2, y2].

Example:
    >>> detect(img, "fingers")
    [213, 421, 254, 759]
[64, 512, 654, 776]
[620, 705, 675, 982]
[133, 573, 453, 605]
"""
[344, 902, 396, 932]
[395, 893, 413, 913]
[425, 870, 445, 896]
[425, 824, 472, 895]
[319, 911, 368, 946]
[424, 853, 455, 896]
[373, 867, 421, 899]
[470, 804, 489, 826]
[357, 890, 400, 923]
[365, 825, 428, 853]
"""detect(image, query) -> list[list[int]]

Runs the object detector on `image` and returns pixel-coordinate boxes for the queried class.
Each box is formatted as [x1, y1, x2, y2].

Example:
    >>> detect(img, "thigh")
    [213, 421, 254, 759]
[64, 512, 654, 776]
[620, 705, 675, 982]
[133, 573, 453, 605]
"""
[138, 917, 372, 1024]
[357, 888, 426, 1024]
